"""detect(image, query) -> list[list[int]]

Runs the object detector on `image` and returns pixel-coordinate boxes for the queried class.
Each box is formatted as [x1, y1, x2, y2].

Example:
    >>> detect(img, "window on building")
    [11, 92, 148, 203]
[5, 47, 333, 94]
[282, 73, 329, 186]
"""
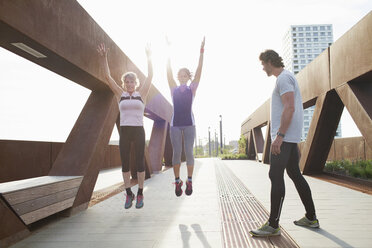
[294, 60, 298, 63]
[299, 49, 304, 53]
[307, 54, 312, 58]
[328, 32, 332, 36]
[313, 38, 318, 42]
[294, 49, 297, 53]
[300, 54, 305, 58]
[320, 26, 325, 31]
[306, 43, 312, 47]
[313, 26, 318, 31]
[306, 38, 311, 42]
[328, 43, 332, 46]
[294, 44, 297, 47]
[320, 32, 325, 36]
[307, 49, 312, 52]
[299, 33, 304, 37]
[306, 33, 311, 36]
[304, 116, 309, 120]
[299, 44, 304, 47]
[294, 65, 299, 69]
[292, 27, 296, 31]
[327, 26, 332, 30]
[293, 38, 297, 42]
[304, 121, 309, 126]
[299, 27, 303, 31]
[301, 60, 306, 63]
[308, 59, 312, 63]
[299, 38, 304, 42]
[293, 33, 297, 37]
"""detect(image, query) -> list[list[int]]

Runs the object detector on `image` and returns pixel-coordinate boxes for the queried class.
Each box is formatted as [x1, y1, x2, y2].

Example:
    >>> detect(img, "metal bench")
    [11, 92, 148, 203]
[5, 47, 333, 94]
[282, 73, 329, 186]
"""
[0, 176, 83, 225]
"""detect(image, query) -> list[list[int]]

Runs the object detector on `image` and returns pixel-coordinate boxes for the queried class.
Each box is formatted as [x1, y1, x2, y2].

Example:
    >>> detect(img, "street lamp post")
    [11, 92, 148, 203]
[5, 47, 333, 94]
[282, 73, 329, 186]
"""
[219, 115, 223, 154]
[215, 129, 218, 156]
[208, 127, 211, 157]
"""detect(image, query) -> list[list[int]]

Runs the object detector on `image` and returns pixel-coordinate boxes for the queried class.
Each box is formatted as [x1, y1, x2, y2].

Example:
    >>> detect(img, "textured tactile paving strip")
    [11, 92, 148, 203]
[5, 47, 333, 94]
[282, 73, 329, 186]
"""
[215, 160, 299, 248]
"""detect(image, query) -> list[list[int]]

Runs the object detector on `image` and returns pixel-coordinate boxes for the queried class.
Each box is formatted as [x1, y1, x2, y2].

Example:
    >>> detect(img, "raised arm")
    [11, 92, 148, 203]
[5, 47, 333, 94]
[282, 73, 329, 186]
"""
[192, 37, 205, 84]
[97, 43, 123, 101]
[166, 37, 177, 94]
[138, 44, 153, 103]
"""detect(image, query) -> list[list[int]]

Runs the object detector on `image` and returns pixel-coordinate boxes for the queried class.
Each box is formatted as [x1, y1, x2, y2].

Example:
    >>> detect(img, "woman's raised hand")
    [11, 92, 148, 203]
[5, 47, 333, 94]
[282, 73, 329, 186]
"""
[200, 37, 205, 51]
[145, 43, 152, 59]
[97, 43, 108, 57]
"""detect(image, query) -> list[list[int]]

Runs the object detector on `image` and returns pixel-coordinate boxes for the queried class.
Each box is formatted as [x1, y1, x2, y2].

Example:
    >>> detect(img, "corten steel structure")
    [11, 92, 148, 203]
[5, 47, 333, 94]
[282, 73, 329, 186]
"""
[0, 0, 173, 246]
[241, 11, 372, 174]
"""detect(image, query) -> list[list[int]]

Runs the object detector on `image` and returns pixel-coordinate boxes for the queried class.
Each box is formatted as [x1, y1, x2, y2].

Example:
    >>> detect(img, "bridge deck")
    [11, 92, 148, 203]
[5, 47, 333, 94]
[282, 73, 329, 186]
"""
[10, 159, 372, 248]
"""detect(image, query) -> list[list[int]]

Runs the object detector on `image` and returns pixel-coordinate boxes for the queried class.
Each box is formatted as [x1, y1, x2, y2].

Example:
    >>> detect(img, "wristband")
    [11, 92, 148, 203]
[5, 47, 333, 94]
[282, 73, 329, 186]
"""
[200, 48, 204, 53]
[276, 132, 285, 138]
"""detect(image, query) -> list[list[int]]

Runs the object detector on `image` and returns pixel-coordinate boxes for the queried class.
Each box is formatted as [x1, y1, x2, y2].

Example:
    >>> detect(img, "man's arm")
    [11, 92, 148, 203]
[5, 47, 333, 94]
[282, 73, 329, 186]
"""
[271, 91, 295, 155]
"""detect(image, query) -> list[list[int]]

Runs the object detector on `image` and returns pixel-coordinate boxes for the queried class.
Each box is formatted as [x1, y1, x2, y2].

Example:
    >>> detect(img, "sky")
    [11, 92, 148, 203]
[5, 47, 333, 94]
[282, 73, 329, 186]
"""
[0, 0, 371, 145]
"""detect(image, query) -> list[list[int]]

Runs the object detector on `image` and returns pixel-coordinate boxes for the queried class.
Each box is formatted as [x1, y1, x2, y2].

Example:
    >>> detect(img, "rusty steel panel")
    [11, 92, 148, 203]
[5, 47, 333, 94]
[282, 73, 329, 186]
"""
[336, 82, 372, 151]
[334, 137, 366, 161]
[0, 198, 30, 247]
[296, 48, 331, 106]
[148, 120, 168, 172]
[163, 125, 173, 167]
[0, 140, 51, 183]
[330, 11, 372, 89]
[366, 143, 372, 160]
[109, 145, 121, 168]
[300, 91, 344, 174]
[241, 99, 270, 135]
[327, 140, 336, 161]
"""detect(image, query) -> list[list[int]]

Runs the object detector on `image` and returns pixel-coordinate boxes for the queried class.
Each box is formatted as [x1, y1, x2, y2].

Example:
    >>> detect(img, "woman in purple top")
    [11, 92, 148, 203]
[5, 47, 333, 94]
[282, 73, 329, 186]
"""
[167, 37, 205, 197]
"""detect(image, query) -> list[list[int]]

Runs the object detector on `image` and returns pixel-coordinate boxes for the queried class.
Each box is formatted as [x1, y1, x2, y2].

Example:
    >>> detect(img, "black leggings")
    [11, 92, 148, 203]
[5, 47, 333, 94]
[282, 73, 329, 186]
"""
[119, 126, 145, 173]
[268, 142, 316, 228]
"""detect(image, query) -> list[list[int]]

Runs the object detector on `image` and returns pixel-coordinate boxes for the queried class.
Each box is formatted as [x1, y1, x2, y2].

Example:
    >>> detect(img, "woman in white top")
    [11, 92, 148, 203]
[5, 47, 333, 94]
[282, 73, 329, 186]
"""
[97, 43, 152, 209]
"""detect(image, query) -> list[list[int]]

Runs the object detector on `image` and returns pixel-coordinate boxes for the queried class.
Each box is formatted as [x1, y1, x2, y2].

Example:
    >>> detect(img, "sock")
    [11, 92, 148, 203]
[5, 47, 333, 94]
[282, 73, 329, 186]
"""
[125, 188, 133, 196]
[306, 213, 316, 221]
[175, 177, 180, 183]
[137, 188, 143, 196]
[268, 220, 279, 229]
[187, 176, 192, 182]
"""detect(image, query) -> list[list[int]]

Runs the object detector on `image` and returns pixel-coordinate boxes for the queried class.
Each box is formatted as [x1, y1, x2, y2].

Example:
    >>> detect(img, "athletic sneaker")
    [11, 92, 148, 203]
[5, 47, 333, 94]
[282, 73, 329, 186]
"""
[124, 193, 135, 209]
[136, 195, 144, 209]
[185, 180, 193, 196]
[175, 180, 183, 197]
[294, 216, 320, 228]
[250, 222, 281, 237]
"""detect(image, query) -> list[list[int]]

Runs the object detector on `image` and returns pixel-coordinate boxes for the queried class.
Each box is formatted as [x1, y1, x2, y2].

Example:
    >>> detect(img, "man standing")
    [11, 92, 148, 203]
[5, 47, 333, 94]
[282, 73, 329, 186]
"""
[250, 50, 319, 237]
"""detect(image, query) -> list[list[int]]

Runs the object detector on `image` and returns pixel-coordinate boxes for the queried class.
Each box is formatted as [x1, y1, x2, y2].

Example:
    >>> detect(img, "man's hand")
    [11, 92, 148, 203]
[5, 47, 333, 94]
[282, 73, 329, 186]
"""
[271, 135, 283, 155]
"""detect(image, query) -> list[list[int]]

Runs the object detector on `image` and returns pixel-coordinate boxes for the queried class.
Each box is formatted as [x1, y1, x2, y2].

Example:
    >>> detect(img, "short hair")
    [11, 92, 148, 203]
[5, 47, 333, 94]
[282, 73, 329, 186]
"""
[121, 72, 140, 89]
[177, 68, 192, 81]
[259, 49, 284, 68]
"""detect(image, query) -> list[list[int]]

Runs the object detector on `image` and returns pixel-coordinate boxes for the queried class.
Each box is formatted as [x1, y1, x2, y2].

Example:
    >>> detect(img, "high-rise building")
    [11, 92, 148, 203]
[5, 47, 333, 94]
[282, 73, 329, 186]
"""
[282, 24, 341, 140]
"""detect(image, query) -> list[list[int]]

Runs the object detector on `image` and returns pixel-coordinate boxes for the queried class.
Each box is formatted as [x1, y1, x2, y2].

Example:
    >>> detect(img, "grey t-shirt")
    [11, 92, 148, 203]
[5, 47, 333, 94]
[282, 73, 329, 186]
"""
[271, 69, 303, 143]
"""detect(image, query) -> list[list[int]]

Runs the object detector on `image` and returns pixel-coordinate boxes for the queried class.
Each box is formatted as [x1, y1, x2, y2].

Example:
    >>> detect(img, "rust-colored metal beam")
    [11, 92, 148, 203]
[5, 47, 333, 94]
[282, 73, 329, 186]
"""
[148, 120, 169, 172]
[299, 91, 344, 174]
[336, 74, 372, 151]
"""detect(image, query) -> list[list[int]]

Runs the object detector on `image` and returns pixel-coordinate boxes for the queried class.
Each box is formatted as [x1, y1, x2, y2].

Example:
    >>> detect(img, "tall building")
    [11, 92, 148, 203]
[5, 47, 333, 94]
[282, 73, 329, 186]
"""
[282, 24, 341, 140]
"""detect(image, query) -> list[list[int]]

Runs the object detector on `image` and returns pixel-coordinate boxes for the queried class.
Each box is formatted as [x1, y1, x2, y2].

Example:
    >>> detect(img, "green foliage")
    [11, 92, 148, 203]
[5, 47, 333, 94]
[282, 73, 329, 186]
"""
[221, 153, 248, 160]
[324, 159, 372, 180]
[238, 135, 247, 154]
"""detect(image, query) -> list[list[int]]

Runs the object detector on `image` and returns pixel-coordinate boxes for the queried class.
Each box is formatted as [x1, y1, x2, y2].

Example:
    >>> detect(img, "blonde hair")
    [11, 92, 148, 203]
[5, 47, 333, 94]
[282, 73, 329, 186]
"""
[121, 72, 140, 90]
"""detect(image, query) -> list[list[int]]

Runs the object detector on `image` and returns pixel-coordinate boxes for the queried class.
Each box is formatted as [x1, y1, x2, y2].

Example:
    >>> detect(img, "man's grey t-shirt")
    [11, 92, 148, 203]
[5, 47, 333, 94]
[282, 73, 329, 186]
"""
[271, 69, 303, 143]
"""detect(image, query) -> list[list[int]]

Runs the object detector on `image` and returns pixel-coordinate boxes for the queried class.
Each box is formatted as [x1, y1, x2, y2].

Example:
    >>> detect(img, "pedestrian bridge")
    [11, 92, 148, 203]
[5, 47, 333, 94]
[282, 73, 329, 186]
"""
[1, 1, 372, 247]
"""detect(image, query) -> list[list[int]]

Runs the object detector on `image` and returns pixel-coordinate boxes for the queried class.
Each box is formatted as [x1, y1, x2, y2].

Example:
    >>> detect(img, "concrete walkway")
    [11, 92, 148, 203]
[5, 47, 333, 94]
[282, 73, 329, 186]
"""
[10, 158, 372, 248]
